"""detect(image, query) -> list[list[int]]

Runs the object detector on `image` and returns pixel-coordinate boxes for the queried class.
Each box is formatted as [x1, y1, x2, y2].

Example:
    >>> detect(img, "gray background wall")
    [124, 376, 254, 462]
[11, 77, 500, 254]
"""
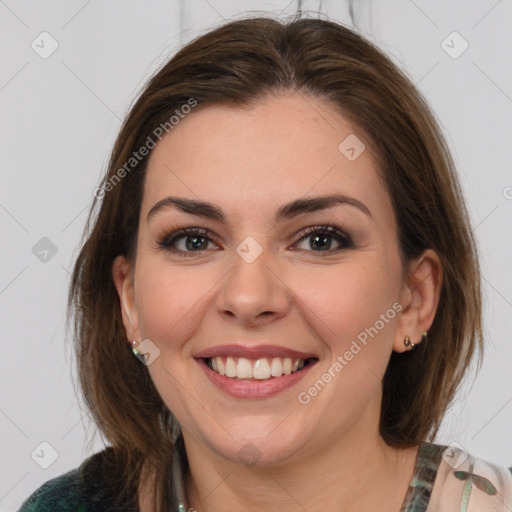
[1, 1, 511, 510]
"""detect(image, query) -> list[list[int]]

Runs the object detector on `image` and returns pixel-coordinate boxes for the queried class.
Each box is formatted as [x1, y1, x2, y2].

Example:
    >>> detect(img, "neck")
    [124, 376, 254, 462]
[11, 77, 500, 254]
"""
[182, 425, 419, 512]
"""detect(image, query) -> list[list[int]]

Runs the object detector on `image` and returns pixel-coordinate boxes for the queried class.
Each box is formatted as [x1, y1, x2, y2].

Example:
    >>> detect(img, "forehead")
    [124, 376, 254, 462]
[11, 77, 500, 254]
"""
[143, 94, 392, 225]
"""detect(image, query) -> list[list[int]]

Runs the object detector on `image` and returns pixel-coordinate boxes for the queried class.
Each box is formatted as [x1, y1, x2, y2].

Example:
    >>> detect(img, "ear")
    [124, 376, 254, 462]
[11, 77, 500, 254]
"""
[112, 255, 141, 345]
[393, 249, 443, 353]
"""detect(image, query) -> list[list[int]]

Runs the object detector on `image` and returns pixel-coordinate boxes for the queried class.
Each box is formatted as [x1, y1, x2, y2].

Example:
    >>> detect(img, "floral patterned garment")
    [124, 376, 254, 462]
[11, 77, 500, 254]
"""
[18, 442, 512, 512]
[401, 442, 512, 511]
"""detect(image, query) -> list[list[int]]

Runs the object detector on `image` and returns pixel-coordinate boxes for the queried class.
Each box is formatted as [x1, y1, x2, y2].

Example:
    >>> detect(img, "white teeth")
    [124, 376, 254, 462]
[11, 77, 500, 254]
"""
[270, 358, 283, 377]
[209, 356, 308, 379]
[236, 357, 253, 379]
[253, 359, 271, 379]
[225, 356, 237, 377]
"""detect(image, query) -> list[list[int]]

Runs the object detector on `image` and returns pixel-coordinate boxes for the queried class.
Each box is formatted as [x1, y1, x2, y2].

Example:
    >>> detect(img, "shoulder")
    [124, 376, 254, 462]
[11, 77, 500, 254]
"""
[18, 448, 138, 512]
[18, 464, 85, 511]
[426, 442, 512, 511]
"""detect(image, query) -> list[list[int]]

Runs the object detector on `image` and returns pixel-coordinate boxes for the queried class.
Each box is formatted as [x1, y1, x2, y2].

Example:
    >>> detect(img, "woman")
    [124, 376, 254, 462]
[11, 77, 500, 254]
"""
[19, 14, 512, 512]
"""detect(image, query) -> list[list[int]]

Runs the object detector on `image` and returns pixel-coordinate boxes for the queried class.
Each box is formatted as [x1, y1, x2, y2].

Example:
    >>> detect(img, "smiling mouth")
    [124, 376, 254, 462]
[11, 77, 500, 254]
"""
[205, 356, 318, 380]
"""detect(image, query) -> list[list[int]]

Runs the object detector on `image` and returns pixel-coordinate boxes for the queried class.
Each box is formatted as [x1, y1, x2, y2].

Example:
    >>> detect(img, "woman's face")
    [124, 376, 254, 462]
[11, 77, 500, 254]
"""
[114, 94, 428, 466]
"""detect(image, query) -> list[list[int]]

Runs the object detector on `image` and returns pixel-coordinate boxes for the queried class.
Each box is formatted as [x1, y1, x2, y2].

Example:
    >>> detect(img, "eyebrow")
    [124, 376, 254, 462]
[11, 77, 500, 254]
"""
[147, 194, 373, 223]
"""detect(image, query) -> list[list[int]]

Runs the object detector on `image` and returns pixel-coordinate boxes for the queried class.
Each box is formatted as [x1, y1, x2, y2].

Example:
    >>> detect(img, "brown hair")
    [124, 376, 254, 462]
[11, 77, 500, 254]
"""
[69, 14, 483, 511]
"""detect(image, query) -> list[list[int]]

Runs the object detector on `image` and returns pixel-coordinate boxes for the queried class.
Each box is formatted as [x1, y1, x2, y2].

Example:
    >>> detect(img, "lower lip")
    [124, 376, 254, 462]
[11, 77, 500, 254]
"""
[197, 358, 317, 398]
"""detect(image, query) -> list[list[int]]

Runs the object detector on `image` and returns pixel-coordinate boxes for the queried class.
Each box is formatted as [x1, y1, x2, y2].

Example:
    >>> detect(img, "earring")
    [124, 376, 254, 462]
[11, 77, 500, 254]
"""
[403, 335, 415, 350]
[404, 331, 428, 350]
[131, 340, 140, 355]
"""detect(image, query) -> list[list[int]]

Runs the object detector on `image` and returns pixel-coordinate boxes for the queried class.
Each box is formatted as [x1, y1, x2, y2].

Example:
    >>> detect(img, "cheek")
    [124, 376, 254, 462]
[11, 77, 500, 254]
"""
[133, 255, 212, 346]
[288, 263, 399, 431]
[292, 261, 398, 345]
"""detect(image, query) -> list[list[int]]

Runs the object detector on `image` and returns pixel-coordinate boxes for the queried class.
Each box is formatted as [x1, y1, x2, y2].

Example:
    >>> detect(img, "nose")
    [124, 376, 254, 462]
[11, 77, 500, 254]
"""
[216, 248, 291, 327]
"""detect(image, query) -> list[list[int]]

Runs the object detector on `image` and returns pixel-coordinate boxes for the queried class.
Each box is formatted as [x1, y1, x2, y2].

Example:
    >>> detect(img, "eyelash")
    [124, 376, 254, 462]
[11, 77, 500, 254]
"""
[156, 223, 355, 258]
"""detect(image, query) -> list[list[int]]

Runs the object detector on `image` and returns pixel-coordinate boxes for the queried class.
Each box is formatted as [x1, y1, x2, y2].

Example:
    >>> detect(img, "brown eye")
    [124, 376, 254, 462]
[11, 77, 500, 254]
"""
[293, 225, 354, 253]
[158, 228, 219, 257]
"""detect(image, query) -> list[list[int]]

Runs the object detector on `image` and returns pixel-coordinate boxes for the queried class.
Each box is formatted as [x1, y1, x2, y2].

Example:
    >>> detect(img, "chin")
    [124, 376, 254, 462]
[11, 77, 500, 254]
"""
[203, 424, 309, 468]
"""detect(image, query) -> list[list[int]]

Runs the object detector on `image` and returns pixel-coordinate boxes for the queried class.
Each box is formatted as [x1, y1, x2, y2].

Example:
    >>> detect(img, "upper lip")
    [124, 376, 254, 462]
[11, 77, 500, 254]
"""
[194, 344, 318, 360]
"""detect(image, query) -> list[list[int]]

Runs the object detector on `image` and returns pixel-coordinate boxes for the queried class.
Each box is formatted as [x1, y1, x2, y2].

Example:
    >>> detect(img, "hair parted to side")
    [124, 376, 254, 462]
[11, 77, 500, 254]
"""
[69, 14, 483, 512]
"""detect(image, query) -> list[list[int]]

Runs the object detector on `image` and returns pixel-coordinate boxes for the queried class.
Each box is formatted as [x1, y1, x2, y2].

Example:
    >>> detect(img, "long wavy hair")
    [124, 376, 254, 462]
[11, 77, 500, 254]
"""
[69, 14, 482, 511]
